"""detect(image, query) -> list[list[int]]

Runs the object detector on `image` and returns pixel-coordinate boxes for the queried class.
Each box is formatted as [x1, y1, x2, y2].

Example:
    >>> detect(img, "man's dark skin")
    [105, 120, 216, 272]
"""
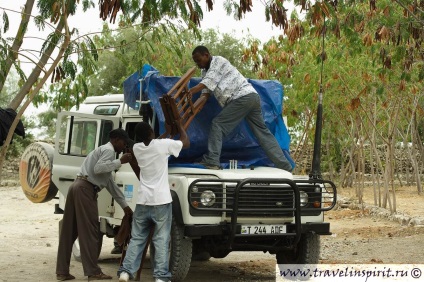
[187, 51, 212, 105]
[111, 136, 133, 216]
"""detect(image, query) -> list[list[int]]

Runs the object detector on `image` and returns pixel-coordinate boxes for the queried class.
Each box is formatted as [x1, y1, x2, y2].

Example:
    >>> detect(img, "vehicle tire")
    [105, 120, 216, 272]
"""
[19, 142, 58, 203]
[276, 233, 320, 264]
[150, 216, 192, 282]
[72, 235, 104, 262]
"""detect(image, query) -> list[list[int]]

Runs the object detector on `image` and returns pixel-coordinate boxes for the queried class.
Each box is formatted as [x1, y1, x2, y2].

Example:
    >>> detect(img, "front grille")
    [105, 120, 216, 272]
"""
[188, 178, 336, 217]
[225, 184, 295, 217]
[189, 180, 298, 217]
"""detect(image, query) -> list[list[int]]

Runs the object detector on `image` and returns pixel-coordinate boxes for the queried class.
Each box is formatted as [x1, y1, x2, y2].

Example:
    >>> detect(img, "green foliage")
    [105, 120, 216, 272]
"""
[40, 30, 63, 57]
[37, 109, 57, 139]
[0, 67, 20, 107]
[244, 0, 423, 176]
[2, 10, 8, 33]
[4, 116, 35, 159]
[78, 26, 249, 100]
[34, 15, 46, 30]
[2, 0, 422, 180]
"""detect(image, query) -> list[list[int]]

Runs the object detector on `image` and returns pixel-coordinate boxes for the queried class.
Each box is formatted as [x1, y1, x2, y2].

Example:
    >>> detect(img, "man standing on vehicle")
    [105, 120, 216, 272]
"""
[56, 129, 134, 281]
[187, 45, 293, 171]
[118, 120, 190, 282]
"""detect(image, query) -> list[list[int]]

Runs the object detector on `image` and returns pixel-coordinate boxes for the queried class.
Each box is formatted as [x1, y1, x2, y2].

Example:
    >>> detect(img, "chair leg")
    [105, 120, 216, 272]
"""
[135, 227, 155, 281]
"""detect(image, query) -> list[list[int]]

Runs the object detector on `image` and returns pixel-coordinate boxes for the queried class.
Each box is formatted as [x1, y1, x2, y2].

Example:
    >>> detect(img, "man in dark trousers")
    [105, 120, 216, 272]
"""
[188, 45, 292, 171]
[56, 129, 133, 281]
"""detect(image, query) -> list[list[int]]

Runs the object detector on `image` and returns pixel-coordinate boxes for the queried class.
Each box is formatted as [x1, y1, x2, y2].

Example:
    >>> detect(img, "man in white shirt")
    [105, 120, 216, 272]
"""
[56, 129, 133, 281]
[188, 45, 293, 171]
[118, 121, 190, 282]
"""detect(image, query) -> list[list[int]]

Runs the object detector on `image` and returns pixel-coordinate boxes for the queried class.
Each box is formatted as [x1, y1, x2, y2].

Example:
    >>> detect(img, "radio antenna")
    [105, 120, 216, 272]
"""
[309, 14, 326, 180]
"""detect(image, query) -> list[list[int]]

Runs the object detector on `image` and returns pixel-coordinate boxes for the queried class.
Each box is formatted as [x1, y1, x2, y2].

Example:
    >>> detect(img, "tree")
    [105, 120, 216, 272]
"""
[0, 67, 20, 107]
[0, 0, 422, 185]
[0, 0, 201, 179]
[79, 27, 250, 99]
[244, 0, 423, 212]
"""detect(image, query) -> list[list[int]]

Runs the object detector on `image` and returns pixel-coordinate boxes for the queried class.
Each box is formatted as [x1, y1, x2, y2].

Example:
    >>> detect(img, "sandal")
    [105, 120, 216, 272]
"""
[87, 272, 112, 281]
[56, 274, 75, 281]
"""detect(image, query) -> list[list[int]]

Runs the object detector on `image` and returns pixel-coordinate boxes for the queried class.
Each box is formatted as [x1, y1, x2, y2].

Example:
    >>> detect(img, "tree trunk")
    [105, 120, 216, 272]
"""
[292, 109, 312, 174]
[357, 135, 364, 204]
[412, 108, 422, 193]
[369, 141, 383, 207]
[340, 148, 347, 187]
[325, 131, 334, 180]
[382, 147, 392, 211]
[0, 0, 35, 93]
[7, 20, 65, 111]
[388, 141, 397, 213]
[369, 98, 379, 206]
[0, 14, 70, 181]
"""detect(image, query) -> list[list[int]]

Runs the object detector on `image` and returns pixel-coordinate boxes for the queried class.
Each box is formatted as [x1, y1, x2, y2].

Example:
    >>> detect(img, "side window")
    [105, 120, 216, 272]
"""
[56, 113, 117, 156]
[125, 122, 138, 141]
[83, 122, 97, 154]
[69, 121, 97, 156]
[58, 117, 97, 156]
[99, 120, 114, 146]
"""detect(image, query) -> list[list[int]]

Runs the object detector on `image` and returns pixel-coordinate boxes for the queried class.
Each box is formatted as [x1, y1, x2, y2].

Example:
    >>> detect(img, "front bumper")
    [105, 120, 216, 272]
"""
[185, 222, 331, 237]
[187, 178, 337, 250]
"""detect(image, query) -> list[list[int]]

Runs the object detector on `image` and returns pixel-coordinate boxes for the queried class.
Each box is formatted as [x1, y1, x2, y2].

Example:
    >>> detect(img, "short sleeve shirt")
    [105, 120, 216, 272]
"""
[200, 56, 257, 107]
[133, 139, 183, 205]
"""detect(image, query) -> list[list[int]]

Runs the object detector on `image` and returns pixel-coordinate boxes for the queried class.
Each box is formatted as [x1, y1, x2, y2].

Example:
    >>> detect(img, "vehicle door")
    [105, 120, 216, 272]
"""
[52, 111, 120, 217]
[112, 118, 142, 221]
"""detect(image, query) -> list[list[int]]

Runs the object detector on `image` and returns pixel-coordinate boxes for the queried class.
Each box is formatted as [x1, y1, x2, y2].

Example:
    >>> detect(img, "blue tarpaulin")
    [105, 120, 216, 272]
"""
[123, 64, 294, 169]
[123, 64, 158, 109]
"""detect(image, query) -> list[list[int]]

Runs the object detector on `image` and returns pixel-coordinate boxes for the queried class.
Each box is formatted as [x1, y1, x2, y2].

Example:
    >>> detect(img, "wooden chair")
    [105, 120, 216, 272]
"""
[159, 66, 207, 138]
[119, 227, 154, 281]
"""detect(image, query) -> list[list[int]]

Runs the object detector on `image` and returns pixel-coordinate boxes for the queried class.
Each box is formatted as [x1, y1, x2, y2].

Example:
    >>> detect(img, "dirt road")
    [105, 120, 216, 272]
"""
[1, 184, 424, 282]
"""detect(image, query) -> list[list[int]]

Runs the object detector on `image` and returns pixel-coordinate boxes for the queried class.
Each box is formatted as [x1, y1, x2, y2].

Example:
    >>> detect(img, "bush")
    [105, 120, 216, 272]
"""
[4, 134, 34, 159]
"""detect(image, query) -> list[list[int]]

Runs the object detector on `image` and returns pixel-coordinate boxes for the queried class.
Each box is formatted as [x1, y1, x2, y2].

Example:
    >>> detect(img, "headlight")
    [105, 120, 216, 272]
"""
[200, 190, 216, 207]
[299, 191, 308, 206]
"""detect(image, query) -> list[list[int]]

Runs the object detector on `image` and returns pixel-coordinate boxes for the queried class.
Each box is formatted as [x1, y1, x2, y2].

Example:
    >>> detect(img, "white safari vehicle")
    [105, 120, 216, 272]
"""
[20, 76, 336, 281]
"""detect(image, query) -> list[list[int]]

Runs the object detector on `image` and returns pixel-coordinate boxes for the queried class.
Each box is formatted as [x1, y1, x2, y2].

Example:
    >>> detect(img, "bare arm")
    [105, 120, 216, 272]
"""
[188, 83, 210, 115]
[127, 148, 140, 180]
[188, 83, 207, 95]
[175, 120, 190, 149]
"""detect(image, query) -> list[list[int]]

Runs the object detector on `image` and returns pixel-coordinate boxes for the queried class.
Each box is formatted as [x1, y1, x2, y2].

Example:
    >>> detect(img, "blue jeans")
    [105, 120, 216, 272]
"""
[118, 203, 172, 280]
[202, 92, 293, 171]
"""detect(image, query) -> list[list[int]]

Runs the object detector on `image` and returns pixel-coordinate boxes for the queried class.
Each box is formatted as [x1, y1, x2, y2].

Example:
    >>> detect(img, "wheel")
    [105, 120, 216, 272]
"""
[150, 216, 192, 282]
[276, 233, 320, 264]
[72, 234, 104, 262]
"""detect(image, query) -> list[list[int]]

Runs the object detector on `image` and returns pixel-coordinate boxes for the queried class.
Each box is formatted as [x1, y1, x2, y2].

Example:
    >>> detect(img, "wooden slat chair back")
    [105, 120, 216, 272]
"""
[159, 66, 207, 138]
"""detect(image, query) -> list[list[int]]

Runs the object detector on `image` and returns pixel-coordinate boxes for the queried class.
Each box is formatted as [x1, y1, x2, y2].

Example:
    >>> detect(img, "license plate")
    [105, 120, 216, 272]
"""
[240, 225, 286, 235]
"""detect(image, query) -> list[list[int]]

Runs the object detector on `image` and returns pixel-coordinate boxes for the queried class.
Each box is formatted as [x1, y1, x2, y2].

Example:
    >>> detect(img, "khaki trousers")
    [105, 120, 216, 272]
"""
[56, 179, 101, 276]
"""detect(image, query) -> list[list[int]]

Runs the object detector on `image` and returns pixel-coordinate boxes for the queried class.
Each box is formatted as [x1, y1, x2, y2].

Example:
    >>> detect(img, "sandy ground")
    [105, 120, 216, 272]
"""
[1, 183, 424, 282]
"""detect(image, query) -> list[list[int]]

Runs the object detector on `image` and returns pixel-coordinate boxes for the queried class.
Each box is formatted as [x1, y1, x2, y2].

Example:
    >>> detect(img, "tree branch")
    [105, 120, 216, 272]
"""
[392, 0, 424, 26]
[0, 1, 71, 181]
[0, 0, 35, 93]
